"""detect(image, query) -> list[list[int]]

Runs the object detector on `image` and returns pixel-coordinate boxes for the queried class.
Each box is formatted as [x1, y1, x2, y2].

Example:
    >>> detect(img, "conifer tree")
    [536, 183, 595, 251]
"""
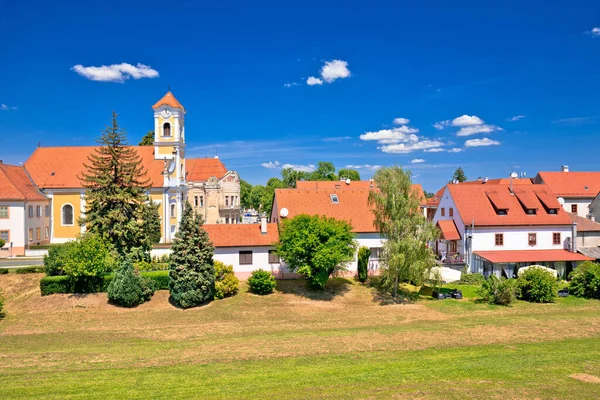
[169, 202, 215, 308]
[107, 258, 155, 307]
[79, 112, 161, 259]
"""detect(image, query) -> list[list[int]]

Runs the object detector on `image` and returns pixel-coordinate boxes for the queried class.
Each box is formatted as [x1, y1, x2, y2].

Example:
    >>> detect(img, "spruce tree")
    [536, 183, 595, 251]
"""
[107, 258, 155, 307]
[169, 202, 215, 308]
[79, 112, 161, 259]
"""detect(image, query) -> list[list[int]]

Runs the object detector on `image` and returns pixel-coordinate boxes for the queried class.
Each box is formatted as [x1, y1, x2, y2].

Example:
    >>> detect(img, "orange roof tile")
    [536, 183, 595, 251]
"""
[568, 213, 600, 232]
[24, 146, 165, 189]
[186, 158, 228, 181]
[427, 186, 446, 207]
[475, 249, 593, 263]
[152, 91, 184, 110]
[204, 223, 279, 247]
[0, 163, 47, 201]
[447, 184, 571, 227]
[437, 219, 461, 241]
[536, 171, 600, 198]
[296, 181, 427, 205]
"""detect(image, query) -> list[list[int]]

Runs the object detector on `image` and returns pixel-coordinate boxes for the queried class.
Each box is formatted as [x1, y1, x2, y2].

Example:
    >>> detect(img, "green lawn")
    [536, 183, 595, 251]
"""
[1, 274, 600, 399]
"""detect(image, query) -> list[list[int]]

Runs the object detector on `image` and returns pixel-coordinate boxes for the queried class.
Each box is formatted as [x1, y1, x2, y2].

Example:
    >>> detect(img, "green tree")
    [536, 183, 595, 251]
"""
[138, 131, 154, 146]
[277, 214, 357, 289]
[107, 258, 155, 307]
[169, 202, 215, 308]
[249, 185, 268, 212]
[79, 112, 161, 259]
[310, 161, 338, 181]
[281, 167, 309, 188]
[357, 246, 370, 283]
[0, 238, 5, 248]
[451, 167, 467, 183]
[424, 191, 435, 198]
[240, 179, 253, 209]
[338, 168, 361, 181]
[369, 166, 438, 297]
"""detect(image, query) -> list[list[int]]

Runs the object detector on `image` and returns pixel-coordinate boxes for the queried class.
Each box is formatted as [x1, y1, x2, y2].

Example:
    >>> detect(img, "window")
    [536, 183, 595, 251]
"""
[449, 207, 453, 217]
[0, 230, 8, 243]
[441, 208, 445, 217]
[369, 247, 382, 260]
[268, 250, 279, 263]
[163, 122, 171, 136]
[200, 196, 204, 206]
[239, 250, 253, 265]
[170, 204, 176, 218]
[28, 206, 34, 218]
[330, 194, 339, 203]
[36, 228, 41, 241]
[495, 233, 504, 246]
[571, 204, 578, 213]
[449, 241, 457, 253]
[45, 205, 50, 217]
[45, 227, 49, 239]
[61, 204, 74, 226]
[0, 206, 8, 219]
[553, 232, 561, 245]
[194, 196, 199, 207]
[36, 206, 42, 218]
[28, 229, 33, 242]
[225, 196, 229, 206]
[225, 217, 229, 224]
[528, 233, 537, 246]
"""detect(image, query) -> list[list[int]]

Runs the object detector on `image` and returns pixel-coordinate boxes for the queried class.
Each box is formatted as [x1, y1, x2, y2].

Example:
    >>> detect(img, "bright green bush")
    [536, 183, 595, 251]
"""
[43, 242, 75, 276]
[40, 271, 167, 296]
[517, 267, 558, 303]
[569, 261, 600, 299]
[62, 234, 116, 279]
[477, 275, 518, 306]
[459, 272, 485, 285]
[107, 259, 155, 307]
[248, 269, 276, 295]
[142, 271, 169, 290]
[0, 238, 5, 248]
[214, 261, 239, 299]
[0, 269, 9, 275]
[357, 247, 370, 283]
[15, 266, 45, 274]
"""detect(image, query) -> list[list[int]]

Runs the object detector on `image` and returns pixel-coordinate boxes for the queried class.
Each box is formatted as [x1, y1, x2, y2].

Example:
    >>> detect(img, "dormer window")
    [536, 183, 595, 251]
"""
[497, 209, 508, 215]
[526, 209, 537, 215]
[548, 208, 558, 214]
[330, 194, 339, 204]
[163, 122, 171, 137]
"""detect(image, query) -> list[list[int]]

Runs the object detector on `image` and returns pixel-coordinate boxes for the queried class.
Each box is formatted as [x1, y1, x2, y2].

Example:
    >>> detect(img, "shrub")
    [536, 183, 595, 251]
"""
[0, 238, 5, 248]
[62, 234, 116, 280]
[459, 272, 485, 285]
[107, 259, 155, 307]
[248, 269, 276, 295]
[40, 271, 167, 295]
[0, 290, 4, 319]
[357, 247, 370, 283]
[15, 266, 45, 274]
[142, 271, 169, 290]
[517, 267, 558, 303]
[477, 275, 518, 306]
[214, 261, 239, 299]
[40, 275, 71, 296]
[0, 269, 8, 275]
[43, 243, 75, 276]
[569, 261, 600, 299]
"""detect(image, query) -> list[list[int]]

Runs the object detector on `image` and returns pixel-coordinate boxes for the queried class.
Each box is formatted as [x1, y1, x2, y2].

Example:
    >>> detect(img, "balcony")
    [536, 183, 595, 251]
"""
[219, 202, 241, 211]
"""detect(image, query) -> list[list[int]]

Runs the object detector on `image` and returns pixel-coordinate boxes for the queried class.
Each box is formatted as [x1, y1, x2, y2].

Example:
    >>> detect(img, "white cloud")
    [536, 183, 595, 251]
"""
[261, 161, 281, 169]
[380, 140, 444, 154]
[589, 27, 600, 37]
[0, 104, 17, 111]
[424, 148, 445, 153]
[464, 138, 501, 147]
[306, 76, 323, 86]
[282, 163, 315, 172]
[433, 120, 450, 130]
[452, 115, 484, 127]
[448, 148, 464, 153]
[345, 164, 382, 171]
[507, 115, 525, 122]
[321, 136, 351, 142]
[284, 82, 298, 88]
[393, 117, 410, 125]
[410, 159, 425, 164]
[72, 63, 159, 82]
[456, 124, 502, 137]
[320, 60, 351, 83]
[359, 127, 419, 144]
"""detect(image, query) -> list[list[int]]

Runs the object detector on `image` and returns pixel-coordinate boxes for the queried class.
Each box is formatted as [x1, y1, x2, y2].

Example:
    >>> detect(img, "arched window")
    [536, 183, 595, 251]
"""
[62, 204, 74, 226]
[163, 122, 171, 136]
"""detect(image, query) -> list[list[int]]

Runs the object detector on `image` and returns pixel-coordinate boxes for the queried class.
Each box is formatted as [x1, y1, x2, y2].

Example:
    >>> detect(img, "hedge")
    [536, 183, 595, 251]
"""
[15, 266, 45, 274]
[40, 271, 169, 296]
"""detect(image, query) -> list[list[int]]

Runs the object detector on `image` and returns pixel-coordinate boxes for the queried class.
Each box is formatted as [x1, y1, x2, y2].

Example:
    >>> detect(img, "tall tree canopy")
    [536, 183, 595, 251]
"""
[337, 168, 361, 181]
[369, 166, 438, 297]
[240, 179, 253, 209]
[309, 161, 338, 181]
[79, 112, 161, 259]
[138, 131, 154, 146]
[281, 168, 309, 188]
[451, 167, 467, 183]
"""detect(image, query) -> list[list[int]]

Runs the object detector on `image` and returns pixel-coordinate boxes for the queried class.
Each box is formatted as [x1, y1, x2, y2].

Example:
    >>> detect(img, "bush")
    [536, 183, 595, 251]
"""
[477, 275, 518, 306]
[0, 269, 8, 275]
[44, 242, 75, 276]
[135, 260, 169, 271]
[517, 267, 559, 303]
[62, 234, 116, 280]
[214, 261, 239, 299]
[107, 259, 155, 307]
[248, 269, 276, 295]
[142, 271, 169, 290]
[459, 272, 485, 285]
[357, 247, 370, 283]
[15, 266, 45, 274]
[40, 271, 168, 296]
[40, 275, 71, 296]
[0, 238, 5, 248]
[0, 290, 4, 319]
[569, 261, 600, 299]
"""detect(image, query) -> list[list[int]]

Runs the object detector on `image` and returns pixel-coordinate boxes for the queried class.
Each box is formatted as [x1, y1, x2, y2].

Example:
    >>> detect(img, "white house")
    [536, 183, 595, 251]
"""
[0, 162, 51, 256]
[433, 182, 592, 279]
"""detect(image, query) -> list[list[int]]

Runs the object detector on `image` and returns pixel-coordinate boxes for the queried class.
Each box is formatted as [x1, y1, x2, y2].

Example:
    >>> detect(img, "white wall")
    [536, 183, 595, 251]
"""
[471, 225, 572, 251]
[562, 198, 592, 218]
[432, 186, 467, 256]
[0, 201, 25, 250]
[25, 200, 51, 246]
[214, 246, 280, 277]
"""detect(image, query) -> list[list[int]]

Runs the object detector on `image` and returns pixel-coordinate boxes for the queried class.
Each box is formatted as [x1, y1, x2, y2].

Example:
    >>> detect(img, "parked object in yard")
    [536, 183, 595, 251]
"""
[558, 288, 569, 297]
[450, 289, 463, 299]
[432, 291, 446, 300]
[517, 265, 558, 278]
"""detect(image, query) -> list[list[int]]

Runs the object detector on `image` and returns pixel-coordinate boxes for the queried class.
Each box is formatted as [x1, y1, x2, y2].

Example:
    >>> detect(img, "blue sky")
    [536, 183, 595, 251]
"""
[1, 0, 600, 192]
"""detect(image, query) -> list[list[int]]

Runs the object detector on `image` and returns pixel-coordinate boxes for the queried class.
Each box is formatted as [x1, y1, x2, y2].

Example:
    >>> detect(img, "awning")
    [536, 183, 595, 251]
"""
[474, 249, 593, 264]
[437, 220, 461, 241]
[578, 246, 600, 260]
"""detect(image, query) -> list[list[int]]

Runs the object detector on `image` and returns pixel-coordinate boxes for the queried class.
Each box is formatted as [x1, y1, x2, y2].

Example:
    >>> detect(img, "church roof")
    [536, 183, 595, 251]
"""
[152, 91, 184, 110]
[186, 157, 228, 181]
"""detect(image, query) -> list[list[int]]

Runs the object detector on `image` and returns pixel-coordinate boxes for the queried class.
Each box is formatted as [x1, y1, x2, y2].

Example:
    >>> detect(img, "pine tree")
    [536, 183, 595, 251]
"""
[79, 112, 161, 259]
[451, 167, 467, 183]
[107, 258, 155, 307]
[169, 202, 215, 308]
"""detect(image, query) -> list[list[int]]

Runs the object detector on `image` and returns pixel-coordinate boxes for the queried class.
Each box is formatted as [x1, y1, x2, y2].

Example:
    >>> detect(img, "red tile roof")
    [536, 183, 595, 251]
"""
[437, 219, 461, 241]
[568, 213, 600, 232]
[447, 184, 571, 227]
[24, 146, 165, 189]
[475, 249, 593, 263]
[428, 178, 532, 207]
[204, 223, 279, 247]
[152, 91, 184, 110]
[296, 181, 427, 204]
[536, 171, 600, 198]
[186, 158, 228, 181]
[0, 163, 47, 201]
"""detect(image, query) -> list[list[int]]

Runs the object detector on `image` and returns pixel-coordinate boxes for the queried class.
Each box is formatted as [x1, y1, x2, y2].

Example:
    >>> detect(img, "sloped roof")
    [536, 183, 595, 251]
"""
[578, 247, 600, 259]
[152, 91, 184, 110]
[0, 163, 47, 201]
[475, 249, 593, 263]
[428, 178, 533, 207]
[204, 223, 279, 247]
[536, 171, 600, 198]
[186, 158, 228, 182]
[447, 184, 571, 227]
[24, 146, 165, 189]
[296, 181, 426, 205]
[437, 219, 461, 241]
[568, 213, 600, 232]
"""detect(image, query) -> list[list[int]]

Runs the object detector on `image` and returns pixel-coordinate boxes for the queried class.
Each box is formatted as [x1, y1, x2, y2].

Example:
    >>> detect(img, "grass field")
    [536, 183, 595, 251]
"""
[1, 274, 600, 399]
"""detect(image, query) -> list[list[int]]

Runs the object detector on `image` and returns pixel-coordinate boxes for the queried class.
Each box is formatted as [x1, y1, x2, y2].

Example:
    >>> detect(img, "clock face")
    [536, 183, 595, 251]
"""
[161, 109, 172, 118]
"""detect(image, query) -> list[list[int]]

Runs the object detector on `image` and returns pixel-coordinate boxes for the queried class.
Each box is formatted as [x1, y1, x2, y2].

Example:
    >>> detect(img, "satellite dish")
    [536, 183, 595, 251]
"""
[557, 197, 565, 205]
[280, 208, 289, 218]
[345, 178, 351, 185]
[167, 160, 176, 174]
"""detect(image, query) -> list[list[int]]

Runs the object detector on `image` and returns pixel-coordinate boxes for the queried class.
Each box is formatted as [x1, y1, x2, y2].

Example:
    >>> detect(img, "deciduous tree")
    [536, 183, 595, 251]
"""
[338, 168, 361, 181]
[310, 161, 338, 181]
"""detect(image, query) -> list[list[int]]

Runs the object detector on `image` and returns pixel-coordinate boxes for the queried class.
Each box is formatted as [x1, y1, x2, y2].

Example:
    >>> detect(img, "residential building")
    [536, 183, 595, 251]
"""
[568, 213, 600, 260]
[433, 182, 591, 279]
[0, 162, 50, 256]
[186, 157, 241, 224]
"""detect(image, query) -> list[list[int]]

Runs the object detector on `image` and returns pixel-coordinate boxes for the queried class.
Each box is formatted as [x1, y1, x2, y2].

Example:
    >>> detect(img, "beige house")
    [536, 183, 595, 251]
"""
[186, 157, 241, 224]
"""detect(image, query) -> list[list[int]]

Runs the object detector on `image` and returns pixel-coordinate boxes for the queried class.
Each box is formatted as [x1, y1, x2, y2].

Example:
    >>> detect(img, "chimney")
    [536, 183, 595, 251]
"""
[260, 213, 268, 234]
[0, 160, 2, 164]
[571, 222, 577, 253]
[561, 165, 569, 172]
